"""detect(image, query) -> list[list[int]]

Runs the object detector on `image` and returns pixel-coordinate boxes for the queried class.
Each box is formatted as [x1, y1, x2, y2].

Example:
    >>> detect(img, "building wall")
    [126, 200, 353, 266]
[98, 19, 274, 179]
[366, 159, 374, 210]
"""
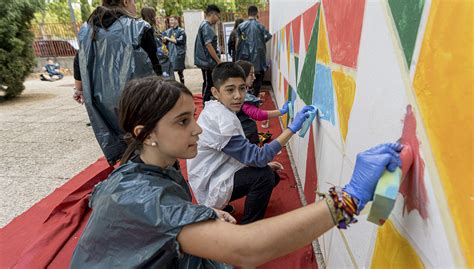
[269, 0, 473, 267]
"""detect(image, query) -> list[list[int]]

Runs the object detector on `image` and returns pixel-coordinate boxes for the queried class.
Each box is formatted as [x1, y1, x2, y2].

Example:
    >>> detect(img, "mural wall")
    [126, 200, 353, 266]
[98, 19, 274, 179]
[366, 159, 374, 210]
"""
[269, 0, 473, 267]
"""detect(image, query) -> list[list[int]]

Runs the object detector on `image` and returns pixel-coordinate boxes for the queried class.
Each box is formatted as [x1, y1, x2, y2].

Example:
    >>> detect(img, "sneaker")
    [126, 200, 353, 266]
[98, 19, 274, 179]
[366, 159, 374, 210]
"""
[223, 204, 235, 214]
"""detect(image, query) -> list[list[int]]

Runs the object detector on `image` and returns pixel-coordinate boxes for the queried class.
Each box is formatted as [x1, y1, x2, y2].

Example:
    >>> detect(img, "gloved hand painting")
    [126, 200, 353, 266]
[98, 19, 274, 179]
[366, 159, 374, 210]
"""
[279, 101, 290, 115]
[344, 143, 403, 212]
[288, 105, 315, 133]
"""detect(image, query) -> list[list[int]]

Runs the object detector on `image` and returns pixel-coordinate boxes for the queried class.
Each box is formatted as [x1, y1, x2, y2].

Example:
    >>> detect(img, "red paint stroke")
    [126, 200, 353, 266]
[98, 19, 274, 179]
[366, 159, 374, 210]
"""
[292, 15, 302, 55]
[285, 22, 291, 49]
[322, 0, 365, 68]
[302, 3, 320, 50]
[304, 125, 318, 203]
[399, 105, 429, 219]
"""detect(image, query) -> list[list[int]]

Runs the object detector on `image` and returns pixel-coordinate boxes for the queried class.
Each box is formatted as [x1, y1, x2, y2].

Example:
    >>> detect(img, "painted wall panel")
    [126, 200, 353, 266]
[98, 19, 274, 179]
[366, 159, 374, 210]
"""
[269, 0, 470, 267]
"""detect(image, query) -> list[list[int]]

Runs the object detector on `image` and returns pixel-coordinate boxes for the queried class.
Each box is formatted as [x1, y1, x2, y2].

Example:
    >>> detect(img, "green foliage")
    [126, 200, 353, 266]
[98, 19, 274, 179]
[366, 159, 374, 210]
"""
[80, 0, 91, 22]
[48, 0, 71, 23]
[0, 0, 40, 99]
[140, 0, 267, 18]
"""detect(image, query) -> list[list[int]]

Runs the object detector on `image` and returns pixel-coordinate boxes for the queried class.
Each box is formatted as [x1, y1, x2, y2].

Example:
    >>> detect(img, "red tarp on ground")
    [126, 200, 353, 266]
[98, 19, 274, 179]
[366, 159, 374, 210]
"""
[0, 91, 316, 269]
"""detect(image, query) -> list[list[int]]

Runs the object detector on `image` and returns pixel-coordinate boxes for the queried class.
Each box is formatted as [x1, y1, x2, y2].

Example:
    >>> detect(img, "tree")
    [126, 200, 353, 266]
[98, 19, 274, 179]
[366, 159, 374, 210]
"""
[80, 0, 91, 22]
[0, 0, 40, 99]
[48, 0, 71, 23]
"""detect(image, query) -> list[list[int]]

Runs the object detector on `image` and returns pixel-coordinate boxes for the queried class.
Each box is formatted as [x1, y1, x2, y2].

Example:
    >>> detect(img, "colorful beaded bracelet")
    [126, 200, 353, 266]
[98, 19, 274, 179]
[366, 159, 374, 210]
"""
[319, 186, 358, 229]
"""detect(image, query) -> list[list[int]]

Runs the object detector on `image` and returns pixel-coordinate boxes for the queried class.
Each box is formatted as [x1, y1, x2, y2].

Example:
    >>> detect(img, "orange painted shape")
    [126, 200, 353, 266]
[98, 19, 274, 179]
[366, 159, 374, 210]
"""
[292, 15, 302, 55]
[316, 9, 331, 64]
[413, 1, 473, 266]
[371, 220, 425, 269]
[332, 70, 356, 141]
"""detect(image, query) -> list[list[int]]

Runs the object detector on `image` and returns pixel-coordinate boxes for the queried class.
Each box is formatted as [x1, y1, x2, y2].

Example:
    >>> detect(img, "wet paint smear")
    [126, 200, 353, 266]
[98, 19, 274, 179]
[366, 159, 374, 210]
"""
[399, 105, 429, 219]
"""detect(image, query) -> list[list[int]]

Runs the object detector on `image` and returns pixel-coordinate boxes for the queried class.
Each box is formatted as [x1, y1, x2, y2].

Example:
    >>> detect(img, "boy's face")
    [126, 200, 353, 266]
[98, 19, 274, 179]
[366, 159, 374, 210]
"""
[169, 17, 177, 27]
[207, 12, 220, 25]
[211, 77, 247, 112]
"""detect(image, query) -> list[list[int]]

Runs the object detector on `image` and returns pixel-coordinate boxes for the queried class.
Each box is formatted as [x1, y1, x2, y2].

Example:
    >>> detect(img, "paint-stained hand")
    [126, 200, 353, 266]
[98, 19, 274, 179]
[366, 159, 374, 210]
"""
[279, 101, 290, 115]
[288, 105, 315, 133]
[344, 143, 403, 212]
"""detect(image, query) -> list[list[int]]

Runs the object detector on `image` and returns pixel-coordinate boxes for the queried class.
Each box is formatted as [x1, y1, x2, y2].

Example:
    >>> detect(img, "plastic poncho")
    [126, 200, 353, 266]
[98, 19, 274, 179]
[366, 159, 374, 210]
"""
[194, 21, 218, 70]
[155, 33, 174, 78]
[187, 100, 246, 209]
[70, 159, 233, 268]
[78, 17, 155, 165]
[236, 19, 272, 72]
[164, 27, 187, 71]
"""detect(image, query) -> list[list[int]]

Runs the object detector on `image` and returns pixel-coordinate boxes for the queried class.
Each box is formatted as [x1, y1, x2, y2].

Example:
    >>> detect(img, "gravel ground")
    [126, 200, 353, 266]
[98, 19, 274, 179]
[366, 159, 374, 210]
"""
[0, 69, 204, 227]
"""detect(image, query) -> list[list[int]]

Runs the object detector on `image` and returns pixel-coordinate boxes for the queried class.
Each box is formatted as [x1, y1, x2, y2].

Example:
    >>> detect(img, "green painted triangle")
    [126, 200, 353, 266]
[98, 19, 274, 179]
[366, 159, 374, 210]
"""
[388, 0, 425, 68]
[295, 56, 299, 87]
[297, 8, 320, 105]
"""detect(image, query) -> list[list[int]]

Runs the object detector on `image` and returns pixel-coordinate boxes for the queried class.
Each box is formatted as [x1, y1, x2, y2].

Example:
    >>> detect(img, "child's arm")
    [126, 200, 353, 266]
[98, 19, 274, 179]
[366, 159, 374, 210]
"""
[241, 103, 268, 121]
[223, 105, 313, 167]
[222, 136, 280, 167]
[178, 143, 402, 267]
[241, 101, 290, 121]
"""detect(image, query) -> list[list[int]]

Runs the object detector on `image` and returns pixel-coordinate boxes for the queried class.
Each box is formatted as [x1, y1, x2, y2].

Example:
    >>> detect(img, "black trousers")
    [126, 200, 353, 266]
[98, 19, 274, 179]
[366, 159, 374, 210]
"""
[175, 70, 185, 84]
[201, 68, 214, 105]
[230, 166, 280, 224]
[252, 70, 265, 97]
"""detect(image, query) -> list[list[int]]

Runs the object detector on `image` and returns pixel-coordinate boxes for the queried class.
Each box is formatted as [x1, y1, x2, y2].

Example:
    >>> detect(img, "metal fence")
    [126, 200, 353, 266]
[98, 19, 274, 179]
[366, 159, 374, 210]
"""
[31, 23, 81, 57]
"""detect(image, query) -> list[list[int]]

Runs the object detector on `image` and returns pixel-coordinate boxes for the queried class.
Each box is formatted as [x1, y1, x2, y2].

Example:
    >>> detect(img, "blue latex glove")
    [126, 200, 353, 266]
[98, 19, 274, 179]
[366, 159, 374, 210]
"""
[279, 101, 290, 115]
[288, 105, 315, 133]
[344, 143, 403, 212]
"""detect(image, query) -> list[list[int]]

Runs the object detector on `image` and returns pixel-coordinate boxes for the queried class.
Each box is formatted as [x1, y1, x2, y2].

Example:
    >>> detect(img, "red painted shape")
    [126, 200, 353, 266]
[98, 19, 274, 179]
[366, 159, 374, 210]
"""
[302, 3, 320, 50]
[322, 0, 365, 68]
[304, 125, 318, 203]
[292, 15, 302, 55]
[399, 105, 429, 219]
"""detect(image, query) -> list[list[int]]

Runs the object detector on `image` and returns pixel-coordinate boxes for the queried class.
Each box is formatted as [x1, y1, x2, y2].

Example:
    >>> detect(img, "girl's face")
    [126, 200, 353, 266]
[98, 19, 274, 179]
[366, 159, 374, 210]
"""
[155, 17, 161, 28]
[246, 67, 256, 87]
[147, 94, 202, 165]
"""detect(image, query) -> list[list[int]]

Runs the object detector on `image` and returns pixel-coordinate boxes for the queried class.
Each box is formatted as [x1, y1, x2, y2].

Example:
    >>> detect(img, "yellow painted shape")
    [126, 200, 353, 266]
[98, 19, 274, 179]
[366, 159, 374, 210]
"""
[316, 8, 331, 64]
[413, 1, 473, 266]
[371, 220, 425, 269]
[332, 70, 356, 141]
[281, 114, 288, 128]
[282, 79, 288, 128]
[278, 72, 282, 93]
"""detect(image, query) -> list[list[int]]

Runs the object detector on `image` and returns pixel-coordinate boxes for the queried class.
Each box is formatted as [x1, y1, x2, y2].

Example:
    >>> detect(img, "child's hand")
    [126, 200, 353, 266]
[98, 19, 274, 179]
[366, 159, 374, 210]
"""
[287, 105, 315, 133]
[343, 143, 403, 212]
[279, 101, 290, 115]
[268, 161, 284, 171]
[213, 208, 237, 224]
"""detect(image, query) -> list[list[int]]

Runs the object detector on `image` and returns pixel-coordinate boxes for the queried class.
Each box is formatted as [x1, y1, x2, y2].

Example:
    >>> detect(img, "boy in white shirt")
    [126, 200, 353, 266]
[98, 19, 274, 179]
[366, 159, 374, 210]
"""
[187, 62, 314, 223]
